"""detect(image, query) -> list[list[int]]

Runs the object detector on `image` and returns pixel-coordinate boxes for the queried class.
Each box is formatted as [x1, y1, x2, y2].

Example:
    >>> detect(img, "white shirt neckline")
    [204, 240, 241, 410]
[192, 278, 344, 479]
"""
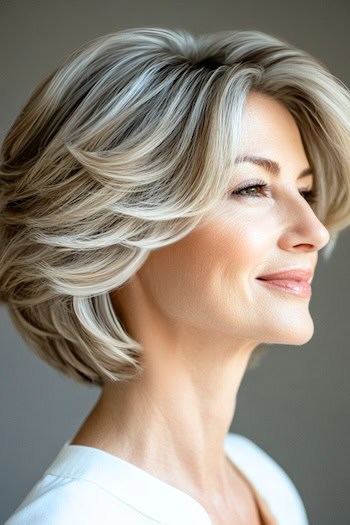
[43, 434, 272, 525]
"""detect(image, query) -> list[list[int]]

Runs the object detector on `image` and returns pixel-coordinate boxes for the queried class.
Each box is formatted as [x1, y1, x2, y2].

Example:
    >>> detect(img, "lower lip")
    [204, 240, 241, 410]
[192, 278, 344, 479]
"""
[256, 279, 312, 298]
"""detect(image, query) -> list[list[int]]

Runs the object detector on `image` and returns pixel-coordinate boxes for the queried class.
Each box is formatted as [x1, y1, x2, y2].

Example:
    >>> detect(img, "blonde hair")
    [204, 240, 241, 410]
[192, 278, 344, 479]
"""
[1, 27, 349, 386]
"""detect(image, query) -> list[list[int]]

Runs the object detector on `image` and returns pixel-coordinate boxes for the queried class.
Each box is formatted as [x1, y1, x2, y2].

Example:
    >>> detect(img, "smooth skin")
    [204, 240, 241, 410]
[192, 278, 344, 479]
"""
[71, 91, 330, 524]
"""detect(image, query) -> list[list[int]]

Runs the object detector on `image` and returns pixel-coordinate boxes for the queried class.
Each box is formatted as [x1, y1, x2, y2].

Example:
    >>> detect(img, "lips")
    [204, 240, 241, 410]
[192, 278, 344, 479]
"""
[256, 269, 313, 298]
[257, 279, 312, 297]
[257, 269, 313, 284]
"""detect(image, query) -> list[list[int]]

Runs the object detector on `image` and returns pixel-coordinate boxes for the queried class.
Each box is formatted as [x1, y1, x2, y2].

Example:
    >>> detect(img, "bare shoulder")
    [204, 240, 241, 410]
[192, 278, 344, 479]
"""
[224, 432, 309, 525]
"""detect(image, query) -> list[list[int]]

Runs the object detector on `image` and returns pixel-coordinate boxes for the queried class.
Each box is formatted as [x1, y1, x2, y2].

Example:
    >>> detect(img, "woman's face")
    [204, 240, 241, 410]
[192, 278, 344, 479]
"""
[123, 91, 330, 348]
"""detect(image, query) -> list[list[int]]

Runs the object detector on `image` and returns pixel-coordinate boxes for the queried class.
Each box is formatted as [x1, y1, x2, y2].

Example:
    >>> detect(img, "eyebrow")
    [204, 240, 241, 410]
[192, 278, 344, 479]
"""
[235, 155, 313, 179]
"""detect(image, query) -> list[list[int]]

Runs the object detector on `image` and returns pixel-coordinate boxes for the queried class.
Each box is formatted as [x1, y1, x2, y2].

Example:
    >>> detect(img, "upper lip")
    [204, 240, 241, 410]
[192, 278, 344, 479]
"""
[257, 268, 314, 283]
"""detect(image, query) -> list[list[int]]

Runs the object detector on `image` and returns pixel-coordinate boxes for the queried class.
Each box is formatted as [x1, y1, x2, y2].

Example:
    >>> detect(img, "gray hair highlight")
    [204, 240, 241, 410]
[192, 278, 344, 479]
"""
[1, 27, 349, 385]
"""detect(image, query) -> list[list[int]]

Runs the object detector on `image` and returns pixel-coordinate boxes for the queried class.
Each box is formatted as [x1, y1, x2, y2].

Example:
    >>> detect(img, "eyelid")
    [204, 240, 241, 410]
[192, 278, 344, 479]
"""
[233, 178, 266, 192]
[231, 178, 314, 193]
[230, 178, 317, 203]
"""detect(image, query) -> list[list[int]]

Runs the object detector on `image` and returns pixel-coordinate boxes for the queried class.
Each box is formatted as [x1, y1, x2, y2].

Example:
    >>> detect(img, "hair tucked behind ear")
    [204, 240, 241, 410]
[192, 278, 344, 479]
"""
[0, 27, 349, 386]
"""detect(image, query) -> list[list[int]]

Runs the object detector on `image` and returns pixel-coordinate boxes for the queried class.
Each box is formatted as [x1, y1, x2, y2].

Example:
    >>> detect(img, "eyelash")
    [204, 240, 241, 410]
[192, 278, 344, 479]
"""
[231, 179, 318, 204]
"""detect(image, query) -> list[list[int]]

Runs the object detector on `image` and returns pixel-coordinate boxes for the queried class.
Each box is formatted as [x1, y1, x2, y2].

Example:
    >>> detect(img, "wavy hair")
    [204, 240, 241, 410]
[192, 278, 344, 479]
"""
[1, 27, 349, 386]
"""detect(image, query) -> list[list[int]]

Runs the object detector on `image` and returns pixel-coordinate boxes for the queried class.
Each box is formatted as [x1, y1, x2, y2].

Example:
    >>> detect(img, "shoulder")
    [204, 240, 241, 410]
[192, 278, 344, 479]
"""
[224, 432, 309, 525]
[4, 473, 151, 525]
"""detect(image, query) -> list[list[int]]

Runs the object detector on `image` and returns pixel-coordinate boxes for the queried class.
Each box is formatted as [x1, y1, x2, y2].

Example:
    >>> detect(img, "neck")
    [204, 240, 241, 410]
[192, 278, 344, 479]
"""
[71, 340, 255, 503]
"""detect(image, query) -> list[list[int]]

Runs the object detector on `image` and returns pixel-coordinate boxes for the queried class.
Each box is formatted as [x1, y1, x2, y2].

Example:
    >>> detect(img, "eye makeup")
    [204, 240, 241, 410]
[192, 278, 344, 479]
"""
[230, 178, 317, 204]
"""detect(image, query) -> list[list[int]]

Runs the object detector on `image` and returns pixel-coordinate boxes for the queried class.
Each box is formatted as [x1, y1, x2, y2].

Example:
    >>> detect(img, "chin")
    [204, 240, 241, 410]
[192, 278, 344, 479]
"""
[262, 323, 315, 346]
[285, 329, 314, 346]
[295, 330, 315, 345]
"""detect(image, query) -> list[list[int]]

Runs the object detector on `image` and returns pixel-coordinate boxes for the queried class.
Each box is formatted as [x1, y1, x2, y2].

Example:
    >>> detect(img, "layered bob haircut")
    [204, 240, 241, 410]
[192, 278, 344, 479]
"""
[1, 27, 350, 386]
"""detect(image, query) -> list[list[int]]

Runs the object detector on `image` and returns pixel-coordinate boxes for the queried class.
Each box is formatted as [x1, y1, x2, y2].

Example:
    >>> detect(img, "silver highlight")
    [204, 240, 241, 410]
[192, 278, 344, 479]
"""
[0, 27, 349, 385]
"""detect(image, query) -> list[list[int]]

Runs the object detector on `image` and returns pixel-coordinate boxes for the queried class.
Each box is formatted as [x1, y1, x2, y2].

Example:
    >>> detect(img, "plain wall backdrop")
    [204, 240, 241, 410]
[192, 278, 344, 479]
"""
[0, 1, 349, 523]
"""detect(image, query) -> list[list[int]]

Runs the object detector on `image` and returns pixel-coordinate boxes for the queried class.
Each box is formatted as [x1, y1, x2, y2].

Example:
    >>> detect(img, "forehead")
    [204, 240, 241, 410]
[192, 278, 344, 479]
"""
[239, 92, 311, 170]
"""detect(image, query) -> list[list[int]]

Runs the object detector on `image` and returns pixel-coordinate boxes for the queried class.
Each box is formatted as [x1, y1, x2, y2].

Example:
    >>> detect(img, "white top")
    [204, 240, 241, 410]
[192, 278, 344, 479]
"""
[5, 432, 309, 525]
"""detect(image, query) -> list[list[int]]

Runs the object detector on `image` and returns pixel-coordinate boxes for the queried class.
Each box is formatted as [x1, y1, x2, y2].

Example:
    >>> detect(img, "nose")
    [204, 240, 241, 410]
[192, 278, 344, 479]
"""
[278, 194, 330, 253]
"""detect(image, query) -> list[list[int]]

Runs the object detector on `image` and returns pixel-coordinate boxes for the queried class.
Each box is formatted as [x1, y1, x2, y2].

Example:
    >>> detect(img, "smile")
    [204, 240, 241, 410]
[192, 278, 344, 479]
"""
[256, 278, 312, 298]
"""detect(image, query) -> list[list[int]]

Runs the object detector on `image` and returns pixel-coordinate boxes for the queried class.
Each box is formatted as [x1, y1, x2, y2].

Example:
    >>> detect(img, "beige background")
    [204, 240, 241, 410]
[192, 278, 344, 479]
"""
[0, 0, 349, 523]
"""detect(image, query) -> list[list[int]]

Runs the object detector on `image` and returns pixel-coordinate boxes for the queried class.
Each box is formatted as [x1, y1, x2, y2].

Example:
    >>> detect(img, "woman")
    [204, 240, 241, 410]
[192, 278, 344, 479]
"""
[1, 27, 349, 525]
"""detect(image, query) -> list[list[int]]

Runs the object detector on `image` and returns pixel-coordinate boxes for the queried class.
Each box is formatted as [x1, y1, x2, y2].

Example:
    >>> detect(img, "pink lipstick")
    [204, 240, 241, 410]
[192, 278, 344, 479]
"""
[256, 268, 313, 298]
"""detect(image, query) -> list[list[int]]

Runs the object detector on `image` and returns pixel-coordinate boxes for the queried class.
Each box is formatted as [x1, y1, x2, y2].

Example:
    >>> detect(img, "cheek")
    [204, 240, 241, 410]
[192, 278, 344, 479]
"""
[198, 212, 271, 281]
[139, 234, 214, 317]
[139, 212, 270, 324]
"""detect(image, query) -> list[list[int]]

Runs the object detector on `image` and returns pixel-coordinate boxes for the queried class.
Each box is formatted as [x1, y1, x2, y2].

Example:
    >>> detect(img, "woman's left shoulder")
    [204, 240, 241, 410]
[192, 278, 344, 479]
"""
[224, 432, 309, 525]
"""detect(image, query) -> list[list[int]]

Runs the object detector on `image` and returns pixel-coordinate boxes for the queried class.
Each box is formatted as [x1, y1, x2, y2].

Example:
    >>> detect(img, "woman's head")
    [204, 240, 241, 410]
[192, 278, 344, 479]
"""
[0, 27, 349, 386]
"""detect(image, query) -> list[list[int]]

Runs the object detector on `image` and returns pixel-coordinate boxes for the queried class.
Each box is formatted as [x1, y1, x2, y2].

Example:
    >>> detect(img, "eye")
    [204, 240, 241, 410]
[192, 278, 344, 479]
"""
[299, 187, 318, 204]
[231, 179, 318, 204]
[230, 180, 270, 198]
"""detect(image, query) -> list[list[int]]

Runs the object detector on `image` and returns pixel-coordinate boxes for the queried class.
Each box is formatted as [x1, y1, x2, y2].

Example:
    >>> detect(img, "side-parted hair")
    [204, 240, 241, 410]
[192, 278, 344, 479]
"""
[1, 27, 349, 386]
